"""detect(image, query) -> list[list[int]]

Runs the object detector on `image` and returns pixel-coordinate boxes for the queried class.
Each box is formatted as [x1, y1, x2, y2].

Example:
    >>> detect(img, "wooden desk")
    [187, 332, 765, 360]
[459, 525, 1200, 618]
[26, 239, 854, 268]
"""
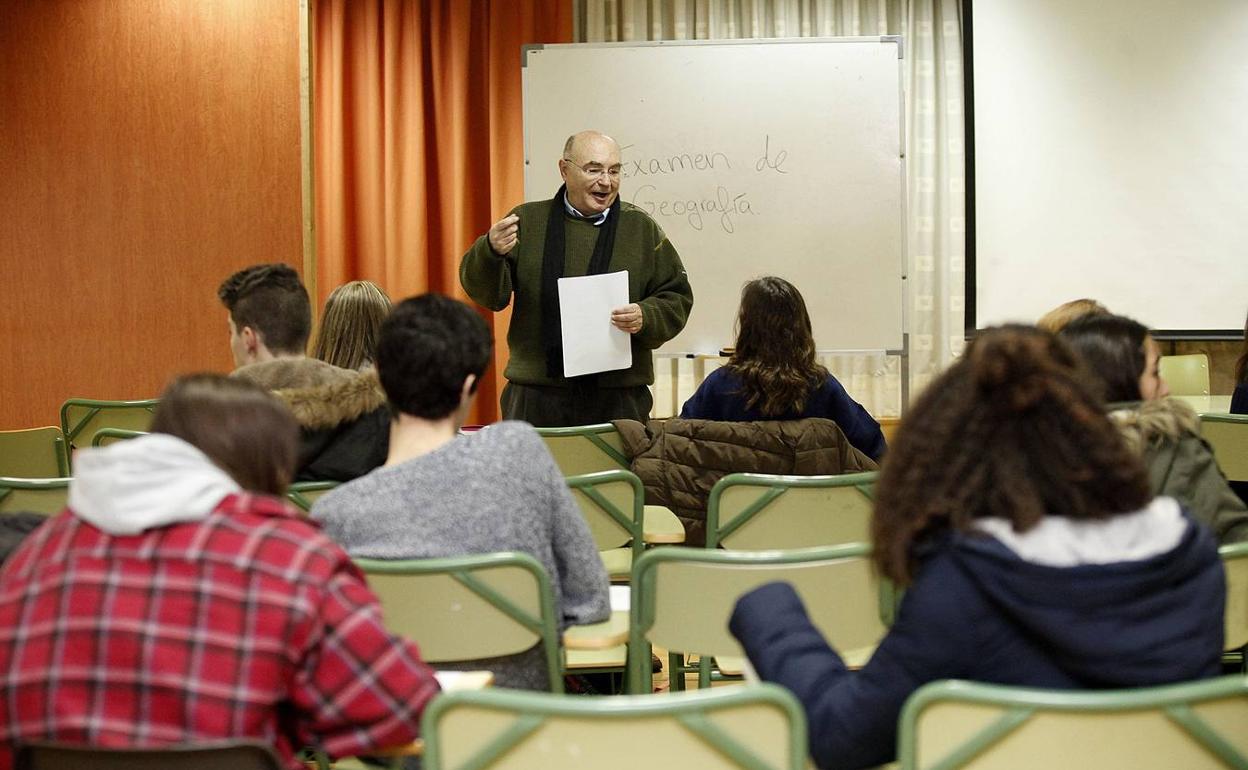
[563, 610, 629, 651]
[642, 504, 686, 543]
[1171, 395, 1232, 414]
[564, 587, 630, 670]
[325, 670, 494, 767]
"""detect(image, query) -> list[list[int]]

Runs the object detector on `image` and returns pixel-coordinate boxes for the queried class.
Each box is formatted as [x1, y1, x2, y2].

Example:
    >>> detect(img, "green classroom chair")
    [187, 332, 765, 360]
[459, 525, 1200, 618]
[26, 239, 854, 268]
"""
[1159, 354, 1210, 397]
[60, 397, 159, 465]
[0, 426, 70, 478]
[567, 470, 645, 582]
[90, 428, 147, 448]
[286, 480, 339, 514]
[355, 552, 565, 693]
[14, 741, 283, 770]
[542, 425, 685, 547]
[897, 675, 1248, 770]
[1199, 413, 1248, 484]
[0, 477, 71, 516]
[628, 543, 890, 694]
[705, 471, 878, 550]
[422, 683, 807, 770]
[1222, 542, 1248, 671]
[537, 423, 631, 477]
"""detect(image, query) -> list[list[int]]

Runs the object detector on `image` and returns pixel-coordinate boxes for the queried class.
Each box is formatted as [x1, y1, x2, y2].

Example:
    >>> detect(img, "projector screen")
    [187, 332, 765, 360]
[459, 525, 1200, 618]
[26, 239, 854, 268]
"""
[970, 0, 1248, 334]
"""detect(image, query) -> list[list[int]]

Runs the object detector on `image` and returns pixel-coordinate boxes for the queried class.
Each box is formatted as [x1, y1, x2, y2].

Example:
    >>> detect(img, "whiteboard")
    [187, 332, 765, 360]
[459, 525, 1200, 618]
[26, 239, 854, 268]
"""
[972, 0, 1248, 333]
[522, 38, 906, 353]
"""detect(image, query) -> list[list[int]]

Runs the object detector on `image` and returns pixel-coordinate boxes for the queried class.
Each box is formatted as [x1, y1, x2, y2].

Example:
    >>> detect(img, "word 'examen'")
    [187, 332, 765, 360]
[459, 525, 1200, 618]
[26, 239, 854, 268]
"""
[617, 136, 789, 234]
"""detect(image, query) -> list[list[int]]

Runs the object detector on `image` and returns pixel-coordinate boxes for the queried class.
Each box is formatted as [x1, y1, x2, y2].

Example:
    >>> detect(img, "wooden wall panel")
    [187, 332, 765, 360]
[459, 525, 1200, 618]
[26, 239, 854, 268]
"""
[0, 0, 302, 429]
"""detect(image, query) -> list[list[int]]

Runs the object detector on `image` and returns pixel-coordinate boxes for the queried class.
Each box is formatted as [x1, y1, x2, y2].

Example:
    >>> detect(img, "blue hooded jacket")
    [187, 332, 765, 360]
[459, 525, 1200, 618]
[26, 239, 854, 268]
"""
[729, 504, 1225, 770]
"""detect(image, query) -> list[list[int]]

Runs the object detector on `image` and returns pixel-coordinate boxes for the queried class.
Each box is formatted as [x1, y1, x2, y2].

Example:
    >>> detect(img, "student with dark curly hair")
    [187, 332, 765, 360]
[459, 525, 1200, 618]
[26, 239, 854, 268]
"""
[679, 276, 885, 460]
[1060, 313, 1248, 543]
[729, 326, 1225, 770]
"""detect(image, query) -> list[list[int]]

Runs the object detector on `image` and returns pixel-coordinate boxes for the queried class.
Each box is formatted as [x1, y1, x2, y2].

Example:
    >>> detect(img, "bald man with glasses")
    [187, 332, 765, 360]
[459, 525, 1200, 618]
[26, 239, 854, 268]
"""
[460, 130, 694, 427]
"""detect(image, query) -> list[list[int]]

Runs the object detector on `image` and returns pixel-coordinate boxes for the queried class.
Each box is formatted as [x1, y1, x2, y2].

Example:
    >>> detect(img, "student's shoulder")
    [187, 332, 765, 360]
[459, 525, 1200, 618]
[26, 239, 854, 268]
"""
[308, 470, 387, 520]
[469, 420, 546, 453]
[214, 494, 354, 581]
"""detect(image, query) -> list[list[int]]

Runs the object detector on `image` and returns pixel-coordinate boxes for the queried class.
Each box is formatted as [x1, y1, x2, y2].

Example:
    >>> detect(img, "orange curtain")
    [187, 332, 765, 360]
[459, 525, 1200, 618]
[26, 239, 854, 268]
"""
[314, 0, 572, 424]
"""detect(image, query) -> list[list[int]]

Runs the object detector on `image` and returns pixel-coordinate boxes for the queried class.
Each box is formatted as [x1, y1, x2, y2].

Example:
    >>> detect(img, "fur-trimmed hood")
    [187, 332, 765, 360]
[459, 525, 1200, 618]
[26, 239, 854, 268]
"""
[231, 357, 388, 430]
[1109, 398, 1248, 544]
[1109, 398, 1199, 454]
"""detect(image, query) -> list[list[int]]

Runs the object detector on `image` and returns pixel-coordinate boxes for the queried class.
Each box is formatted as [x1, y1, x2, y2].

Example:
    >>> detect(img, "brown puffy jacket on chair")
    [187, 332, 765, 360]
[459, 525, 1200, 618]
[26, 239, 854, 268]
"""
[612, 417, 878, 546]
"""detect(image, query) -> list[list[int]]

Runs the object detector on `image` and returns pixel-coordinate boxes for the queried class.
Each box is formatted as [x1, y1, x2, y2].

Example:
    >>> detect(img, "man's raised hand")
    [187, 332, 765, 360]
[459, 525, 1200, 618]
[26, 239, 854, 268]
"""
[488, 214, 520, 256]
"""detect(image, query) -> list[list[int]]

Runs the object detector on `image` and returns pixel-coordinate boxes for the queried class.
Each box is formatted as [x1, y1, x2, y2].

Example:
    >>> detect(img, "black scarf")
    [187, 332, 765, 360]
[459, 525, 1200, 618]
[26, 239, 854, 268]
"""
[540, 184, 621, 379]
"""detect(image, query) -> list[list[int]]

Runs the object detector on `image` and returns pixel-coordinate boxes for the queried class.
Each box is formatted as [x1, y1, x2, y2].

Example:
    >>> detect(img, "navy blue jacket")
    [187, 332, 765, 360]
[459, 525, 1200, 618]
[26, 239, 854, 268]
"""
[1232, 382, 1248, 505]
[680, 368, 886, 461]
[1231, 381, 1248, 415]
[729, 518, 1225, 770]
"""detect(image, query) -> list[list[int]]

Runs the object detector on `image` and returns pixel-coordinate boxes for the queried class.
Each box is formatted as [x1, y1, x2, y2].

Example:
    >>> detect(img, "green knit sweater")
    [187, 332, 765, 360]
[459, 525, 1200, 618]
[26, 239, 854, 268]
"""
[460, 200, 693, 387]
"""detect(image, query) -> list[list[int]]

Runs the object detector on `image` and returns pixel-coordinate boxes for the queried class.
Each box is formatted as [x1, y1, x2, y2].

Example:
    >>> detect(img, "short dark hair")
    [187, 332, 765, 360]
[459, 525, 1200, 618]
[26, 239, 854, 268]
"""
[871, 325, 1151, 585]
[1058, 314, 1151, 403]
[218, 263, 311, 355]
[376, 294, 493, 419]
[150, 374, 299, 495]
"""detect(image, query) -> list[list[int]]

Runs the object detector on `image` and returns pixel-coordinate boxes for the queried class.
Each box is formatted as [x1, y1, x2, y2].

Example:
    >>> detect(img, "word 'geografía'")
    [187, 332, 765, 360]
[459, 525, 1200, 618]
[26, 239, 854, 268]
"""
[630, 184, 757, 234]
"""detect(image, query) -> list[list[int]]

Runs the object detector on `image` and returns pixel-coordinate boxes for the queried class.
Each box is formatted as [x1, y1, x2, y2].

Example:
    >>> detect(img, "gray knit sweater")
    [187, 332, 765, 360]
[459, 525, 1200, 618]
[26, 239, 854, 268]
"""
[310, 421, 610, 690]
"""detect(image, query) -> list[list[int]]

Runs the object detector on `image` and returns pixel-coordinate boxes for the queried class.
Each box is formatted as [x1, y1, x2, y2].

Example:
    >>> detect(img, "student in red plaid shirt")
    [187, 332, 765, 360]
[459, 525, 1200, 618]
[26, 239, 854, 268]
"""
[0, 375, 439, 769]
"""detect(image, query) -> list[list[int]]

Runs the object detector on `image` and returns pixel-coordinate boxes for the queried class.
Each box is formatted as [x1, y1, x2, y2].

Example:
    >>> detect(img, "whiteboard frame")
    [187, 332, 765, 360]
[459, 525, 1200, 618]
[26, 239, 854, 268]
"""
[521, 37, 911, 405]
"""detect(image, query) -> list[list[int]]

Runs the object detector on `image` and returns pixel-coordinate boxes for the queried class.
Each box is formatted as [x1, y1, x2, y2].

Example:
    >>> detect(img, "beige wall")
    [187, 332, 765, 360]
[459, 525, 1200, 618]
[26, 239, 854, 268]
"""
[0, 0, 303, 429]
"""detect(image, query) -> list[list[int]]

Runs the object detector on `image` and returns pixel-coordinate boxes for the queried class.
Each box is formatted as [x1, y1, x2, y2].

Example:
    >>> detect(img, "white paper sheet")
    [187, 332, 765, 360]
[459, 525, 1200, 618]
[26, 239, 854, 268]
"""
[557, 270, 632, 378]
[609, 585, 630, 612]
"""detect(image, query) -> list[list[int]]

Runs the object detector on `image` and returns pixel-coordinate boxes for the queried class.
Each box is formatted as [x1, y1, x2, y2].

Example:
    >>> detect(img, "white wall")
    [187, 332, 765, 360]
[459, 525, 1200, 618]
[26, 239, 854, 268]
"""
[972, 0, 1248, 331]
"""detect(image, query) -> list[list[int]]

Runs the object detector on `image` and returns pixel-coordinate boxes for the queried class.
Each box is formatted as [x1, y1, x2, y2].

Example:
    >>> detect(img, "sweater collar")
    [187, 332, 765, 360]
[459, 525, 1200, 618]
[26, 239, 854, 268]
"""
[562, 191, 610, 225]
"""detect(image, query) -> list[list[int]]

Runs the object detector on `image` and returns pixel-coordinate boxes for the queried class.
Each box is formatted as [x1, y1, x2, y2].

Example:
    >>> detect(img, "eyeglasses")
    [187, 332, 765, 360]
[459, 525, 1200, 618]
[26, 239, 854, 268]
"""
[562, 158, 622, 181]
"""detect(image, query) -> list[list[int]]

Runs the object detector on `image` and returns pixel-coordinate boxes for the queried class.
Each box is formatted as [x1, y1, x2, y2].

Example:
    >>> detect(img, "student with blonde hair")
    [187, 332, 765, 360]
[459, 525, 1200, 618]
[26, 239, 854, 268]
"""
[312, 280, 392, 371]
[1035, 297, 1109, 333]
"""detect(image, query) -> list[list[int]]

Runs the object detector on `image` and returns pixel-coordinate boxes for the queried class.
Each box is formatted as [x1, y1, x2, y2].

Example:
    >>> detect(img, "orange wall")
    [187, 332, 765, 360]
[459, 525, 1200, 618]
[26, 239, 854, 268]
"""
[0, 0, 303, 429]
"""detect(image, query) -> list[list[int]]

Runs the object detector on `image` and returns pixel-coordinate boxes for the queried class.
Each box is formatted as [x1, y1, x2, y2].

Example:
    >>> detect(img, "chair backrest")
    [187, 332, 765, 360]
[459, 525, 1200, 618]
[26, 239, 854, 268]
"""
[1222, 542, 1248, 652]
[355, 552, 564, 692]
[1159, 354, 1210, 397]
[537, 423, 629, 476]
[1199, 413, 1248, 483]
[898, 676, 1248, 770]
[0, 427, 69, 478]
[628, 544, 889, 693]
[14, 740, 283, 770]
[422, 684, 807, 770]
[706, 471, 878, 549]
[60, 398, 159, 458]
[566, 470, 644, 556]
[0, 477, 71, 516]
[286, 480, 339, 513]
[90, 428, 148, 447]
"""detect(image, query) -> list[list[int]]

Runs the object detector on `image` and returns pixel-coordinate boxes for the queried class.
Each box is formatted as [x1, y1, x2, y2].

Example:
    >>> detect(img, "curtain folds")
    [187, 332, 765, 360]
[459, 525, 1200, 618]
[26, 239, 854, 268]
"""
[313, 1, 572, 424]
[576, 0, 965, 417]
